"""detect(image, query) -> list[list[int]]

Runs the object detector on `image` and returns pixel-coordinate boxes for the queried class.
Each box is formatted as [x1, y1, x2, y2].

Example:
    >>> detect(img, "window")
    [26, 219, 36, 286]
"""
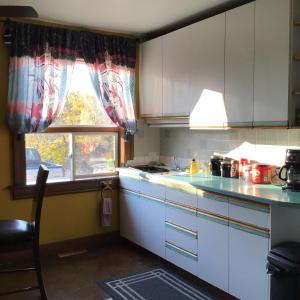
[12, 61, 131, 199]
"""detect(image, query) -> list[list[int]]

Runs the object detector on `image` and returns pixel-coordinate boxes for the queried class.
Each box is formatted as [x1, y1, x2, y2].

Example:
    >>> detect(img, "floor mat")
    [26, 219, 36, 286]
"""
[97, 268, 216, 300]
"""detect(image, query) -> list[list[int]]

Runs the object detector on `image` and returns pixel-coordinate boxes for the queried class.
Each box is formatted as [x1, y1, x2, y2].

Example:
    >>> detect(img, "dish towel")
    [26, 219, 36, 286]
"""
[102, 197, 112, 227]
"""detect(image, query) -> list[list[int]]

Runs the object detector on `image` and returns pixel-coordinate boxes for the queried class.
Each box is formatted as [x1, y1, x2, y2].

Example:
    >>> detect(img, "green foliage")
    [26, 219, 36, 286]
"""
[26, 92, 116, 170]
[54, 92, 112, 126]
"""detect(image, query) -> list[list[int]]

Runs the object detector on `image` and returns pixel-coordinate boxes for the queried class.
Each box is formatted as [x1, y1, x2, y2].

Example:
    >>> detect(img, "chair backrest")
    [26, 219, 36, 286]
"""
[31, 164, 49, 243]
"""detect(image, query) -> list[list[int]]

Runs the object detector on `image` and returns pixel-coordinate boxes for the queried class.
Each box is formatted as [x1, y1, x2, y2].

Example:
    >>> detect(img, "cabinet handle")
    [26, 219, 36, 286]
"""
[165, 221, 197, 239]
[229, 219, 270, 238]
[165, 241, 198, 261]
[166, 200, 197, 215]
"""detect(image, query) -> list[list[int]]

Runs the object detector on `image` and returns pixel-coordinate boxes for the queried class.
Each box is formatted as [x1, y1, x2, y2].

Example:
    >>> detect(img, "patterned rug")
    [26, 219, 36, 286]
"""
[97, 268, 216, 300]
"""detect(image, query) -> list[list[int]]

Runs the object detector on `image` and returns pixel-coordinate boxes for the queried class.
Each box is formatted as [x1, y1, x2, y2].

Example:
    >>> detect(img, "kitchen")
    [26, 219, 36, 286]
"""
[0, 0, 300, 300]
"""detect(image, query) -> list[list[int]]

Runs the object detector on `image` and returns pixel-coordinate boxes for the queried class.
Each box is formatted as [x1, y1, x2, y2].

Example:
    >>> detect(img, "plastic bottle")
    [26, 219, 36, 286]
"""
[190, 158, 199, 174]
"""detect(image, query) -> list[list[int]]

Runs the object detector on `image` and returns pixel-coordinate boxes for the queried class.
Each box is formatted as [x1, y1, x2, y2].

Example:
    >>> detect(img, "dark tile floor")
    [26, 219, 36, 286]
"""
[0, 241, 234, 300]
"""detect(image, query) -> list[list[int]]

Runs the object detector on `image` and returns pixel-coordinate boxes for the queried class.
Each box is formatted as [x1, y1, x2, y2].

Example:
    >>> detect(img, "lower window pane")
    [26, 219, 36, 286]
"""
[25, 133, 71, 184]
[74, 133, 117, 177]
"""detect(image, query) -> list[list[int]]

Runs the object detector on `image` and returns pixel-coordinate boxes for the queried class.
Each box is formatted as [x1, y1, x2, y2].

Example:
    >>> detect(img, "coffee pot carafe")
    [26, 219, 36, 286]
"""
[279, 149, 300, 190]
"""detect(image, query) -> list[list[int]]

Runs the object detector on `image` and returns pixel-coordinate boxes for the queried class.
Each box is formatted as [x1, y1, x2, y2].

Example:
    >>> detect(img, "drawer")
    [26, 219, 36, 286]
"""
[119, 175, 140, 192]
[165, 221, 197, 253]
[229, 202, 270, 230]
[165, 186, 197, 207]
[165, 202, 197, 232]
[140, 178, 165, 199]
[165, 241, 198, 276]
[198, 190, 229, 218]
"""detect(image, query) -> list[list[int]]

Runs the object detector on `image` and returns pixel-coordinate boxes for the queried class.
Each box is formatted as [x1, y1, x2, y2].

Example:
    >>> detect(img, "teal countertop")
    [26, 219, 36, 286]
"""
[119, 168, 300, 207]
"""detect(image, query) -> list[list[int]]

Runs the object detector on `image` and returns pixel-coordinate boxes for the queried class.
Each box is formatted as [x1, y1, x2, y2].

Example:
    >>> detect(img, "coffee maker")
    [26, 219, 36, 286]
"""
[279, 149, 300, 190]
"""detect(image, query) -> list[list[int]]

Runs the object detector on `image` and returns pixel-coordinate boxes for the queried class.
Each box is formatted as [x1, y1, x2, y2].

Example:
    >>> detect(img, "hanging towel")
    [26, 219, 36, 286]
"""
[102, 197, 112, 227]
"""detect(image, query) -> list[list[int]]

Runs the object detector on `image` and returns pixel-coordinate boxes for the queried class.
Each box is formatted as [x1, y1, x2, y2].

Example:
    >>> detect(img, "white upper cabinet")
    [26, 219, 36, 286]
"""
[225, 3, 254, 127]
[140, 0, 293, 127]
[254, 0, 290, 126]
[162, 26, 191, 116]
[140, 37, 163, 117]
[189, 13, 226, 128]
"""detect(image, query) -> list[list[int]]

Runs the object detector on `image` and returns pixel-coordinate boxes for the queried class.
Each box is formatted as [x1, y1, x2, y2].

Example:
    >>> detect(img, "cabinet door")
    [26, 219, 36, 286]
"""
[120, 190, 141, 245]
[198, 214, 229, 292]
[225, 3, 254, 127]
[229, 227, 269, 300]
[140, 37, 163, 117]
[189, 13, 226, 128]
[162, 26, 191, 116]
[139, 195, 165, 258]
[254, 0, 290, 126]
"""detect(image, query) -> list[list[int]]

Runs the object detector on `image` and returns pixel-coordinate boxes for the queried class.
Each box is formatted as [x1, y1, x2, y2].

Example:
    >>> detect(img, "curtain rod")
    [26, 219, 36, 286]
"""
[0, 18, 140, 41]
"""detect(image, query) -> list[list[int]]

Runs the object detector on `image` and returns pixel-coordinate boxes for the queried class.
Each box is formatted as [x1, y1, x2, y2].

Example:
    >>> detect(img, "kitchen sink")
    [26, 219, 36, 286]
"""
[130, 165, 169, 173]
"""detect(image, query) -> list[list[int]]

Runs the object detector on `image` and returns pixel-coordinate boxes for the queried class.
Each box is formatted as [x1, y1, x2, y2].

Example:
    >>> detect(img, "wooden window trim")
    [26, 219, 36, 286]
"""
[11, 126, 133, 200]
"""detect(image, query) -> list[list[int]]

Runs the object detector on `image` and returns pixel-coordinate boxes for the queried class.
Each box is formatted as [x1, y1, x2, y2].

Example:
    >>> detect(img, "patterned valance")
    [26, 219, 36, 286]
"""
[4, 20, 137, 68]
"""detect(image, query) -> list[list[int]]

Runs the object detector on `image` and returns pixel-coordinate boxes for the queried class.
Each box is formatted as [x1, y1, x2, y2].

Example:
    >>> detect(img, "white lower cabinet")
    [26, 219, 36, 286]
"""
[229, 226, 269, 300]
[165, 203, 198, 276]
[198, 216, 229, 292]
[165, 242, 198, 276]
[120, 178, 271, 299]
[139, 195, 165, 258]
[120, 190, 141, 245]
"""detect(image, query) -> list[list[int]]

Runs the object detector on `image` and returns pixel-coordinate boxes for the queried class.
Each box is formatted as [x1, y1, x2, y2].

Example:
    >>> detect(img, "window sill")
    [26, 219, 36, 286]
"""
[11, 175, 119, 200]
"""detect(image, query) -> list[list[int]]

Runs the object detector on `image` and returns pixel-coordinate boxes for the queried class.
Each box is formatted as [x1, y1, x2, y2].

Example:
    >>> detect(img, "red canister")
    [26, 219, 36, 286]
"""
[251, 164, 272, 184]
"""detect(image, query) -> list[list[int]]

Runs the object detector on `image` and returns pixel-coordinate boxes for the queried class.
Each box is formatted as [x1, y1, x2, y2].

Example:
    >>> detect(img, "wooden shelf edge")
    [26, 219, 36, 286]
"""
[294, 20, 300, 26]
[293, 91, 300, 96]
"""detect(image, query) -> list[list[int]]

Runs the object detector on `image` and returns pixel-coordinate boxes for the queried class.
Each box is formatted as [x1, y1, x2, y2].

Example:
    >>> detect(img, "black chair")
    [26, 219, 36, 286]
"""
[0, 164, 49, 299]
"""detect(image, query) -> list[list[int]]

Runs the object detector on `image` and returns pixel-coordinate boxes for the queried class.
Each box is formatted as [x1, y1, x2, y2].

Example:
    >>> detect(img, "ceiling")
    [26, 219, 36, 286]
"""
[0, 0, 242, 36]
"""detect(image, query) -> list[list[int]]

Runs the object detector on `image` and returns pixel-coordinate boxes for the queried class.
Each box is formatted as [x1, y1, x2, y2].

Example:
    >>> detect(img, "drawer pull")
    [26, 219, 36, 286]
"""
[165, 221, 197, 239]
[197, 209, 228, 226]
[166, 200, 197, 215]
[229, 219, 270, 238]
[165, 241, 198, 261]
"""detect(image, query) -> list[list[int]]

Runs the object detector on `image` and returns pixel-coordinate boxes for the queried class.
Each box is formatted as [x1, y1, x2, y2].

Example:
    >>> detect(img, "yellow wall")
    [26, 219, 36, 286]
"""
[0, 23, 119, 245]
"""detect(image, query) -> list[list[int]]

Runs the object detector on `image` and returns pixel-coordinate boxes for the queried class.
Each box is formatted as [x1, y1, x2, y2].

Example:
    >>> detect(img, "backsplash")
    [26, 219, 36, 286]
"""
[127, 120, 160, 165]
[160, 128, 300, 169]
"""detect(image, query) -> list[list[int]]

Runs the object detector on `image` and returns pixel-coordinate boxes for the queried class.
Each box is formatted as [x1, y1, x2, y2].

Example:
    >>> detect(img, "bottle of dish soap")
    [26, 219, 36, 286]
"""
[190, 158, 199, 174]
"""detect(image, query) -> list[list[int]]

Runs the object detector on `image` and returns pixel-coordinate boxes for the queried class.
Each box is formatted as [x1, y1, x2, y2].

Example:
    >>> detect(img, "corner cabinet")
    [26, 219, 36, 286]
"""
[140, 37, 163, 117]
[120, 189, 141, 245]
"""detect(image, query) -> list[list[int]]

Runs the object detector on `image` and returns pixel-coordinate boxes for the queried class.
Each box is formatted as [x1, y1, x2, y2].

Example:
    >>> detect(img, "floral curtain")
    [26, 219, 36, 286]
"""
[4, 21, 137, 137]
[81, 33, 137, 139]
[5, 21, 77, 134]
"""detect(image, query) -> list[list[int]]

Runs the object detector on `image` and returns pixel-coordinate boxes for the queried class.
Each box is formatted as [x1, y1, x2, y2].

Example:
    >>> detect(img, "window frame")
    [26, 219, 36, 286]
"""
[11, 126, 133, 200]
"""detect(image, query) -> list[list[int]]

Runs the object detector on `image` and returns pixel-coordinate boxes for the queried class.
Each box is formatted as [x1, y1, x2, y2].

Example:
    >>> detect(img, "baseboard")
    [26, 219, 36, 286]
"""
[40, 231, 121, 257]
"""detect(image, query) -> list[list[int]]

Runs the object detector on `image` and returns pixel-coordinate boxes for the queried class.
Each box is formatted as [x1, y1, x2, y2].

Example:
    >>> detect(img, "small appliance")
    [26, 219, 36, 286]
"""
[210, 155, 223, 176]
[279, 149, 300, 190]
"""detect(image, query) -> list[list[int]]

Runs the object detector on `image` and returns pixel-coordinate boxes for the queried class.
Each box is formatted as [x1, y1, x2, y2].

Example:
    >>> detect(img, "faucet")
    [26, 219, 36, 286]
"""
[172, 156, 180, 171]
